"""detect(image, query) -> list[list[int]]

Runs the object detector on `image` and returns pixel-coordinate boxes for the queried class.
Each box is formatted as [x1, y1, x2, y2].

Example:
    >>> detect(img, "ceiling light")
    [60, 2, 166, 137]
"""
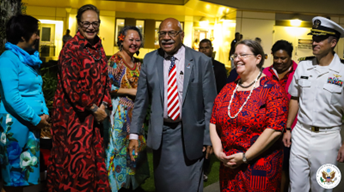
[290, 19, 302, 26]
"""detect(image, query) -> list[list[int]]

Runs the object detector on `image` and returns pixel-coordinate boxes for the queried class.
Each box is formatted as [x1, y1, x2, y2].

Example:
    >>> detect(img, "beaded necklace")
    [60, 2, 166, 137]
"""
[86, 47, 102, 61]
[238, 72, 262, 88]
[228, 71, 262, 119]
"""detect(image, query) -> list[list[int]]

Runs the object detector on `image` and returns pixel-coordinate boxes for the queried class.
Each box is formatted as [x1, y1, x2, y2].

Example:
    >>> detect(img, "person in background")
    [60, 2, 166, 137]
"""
[262, 40, 298, 192]
[255, 37, 262, 44]
[227, 67, 239, 84]
[106, 26, 149, 191]
[199, 38, 227, 94]
[0, 14, 50, 192]
[285, 16, 344, 192]
[229, 32, 240, 61]
[128, 18, 217, 192]
[193, 38, 199, 51]
[47, 4, 112, 191]
[210, 39, 288, 191]
[198, 38, 227, 181]
[62, 29, 72, 47]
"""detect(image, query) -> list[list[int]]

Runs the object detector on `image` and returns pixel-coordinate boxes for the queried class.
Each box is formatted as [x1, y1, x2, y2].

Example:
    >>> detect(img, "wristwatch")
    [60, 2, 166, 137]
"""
[242, 153, 248, 164]
[286, 127, 291, 132]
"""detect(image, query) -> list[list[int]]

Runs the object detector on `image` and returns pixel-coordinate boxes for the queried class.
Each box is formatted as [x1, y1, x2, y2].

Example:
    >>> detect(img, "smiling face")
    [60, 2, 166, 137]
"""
[122, 30, 142, 56]
[312, 35, 336, 57]
[159, 18, 184, 55]
[272, 49, 292, 74]
[78, 10, 99, 44]
[234, 44, 261, 76]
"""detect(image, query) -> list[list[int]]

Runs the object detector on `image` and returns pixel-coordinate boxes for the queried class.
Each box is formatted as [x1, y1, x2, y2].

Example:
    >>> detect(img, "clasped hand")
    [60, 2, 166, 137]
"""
[93, 104, 108, 122]
[34, 114, 51, 130]
[216, 151, 244, 169]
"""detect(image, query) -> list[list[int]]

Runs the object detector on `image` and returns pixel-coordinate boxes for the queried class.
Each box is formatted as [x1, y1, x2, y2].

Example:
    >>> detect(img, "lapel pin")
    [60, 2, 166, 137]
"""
[187, 63, 191, 68]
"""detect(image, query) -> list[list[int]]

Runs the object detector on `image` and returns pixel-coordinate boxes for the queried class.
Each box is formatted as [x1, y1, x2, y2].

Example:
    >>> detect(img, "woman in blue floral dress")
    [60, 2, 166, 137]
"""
[0, 15, 50, 191]
[105, 26, 149, 191]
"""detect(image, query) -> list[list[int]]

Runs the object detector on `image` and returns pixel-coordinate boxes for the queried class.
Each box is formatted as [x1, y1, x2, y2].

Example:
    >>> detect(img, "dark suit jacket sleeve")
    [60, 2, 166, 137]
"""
[213, 60, 227, 94]
[130, 57, 150, 135]
[203, 58, 217, 146]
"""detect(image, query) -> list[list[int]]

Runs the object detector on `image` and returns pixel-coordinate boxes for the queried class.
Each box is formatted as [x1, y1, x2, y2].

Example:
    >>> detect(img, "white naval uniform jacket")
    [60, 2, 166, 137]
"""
[289, 53, 344, 128]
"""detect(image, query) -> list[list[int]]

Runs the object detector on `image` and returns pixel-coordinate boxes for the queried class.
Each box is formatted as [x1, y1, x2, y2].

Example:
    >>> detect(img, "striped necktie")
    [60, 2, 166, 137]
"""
[167, 56, 180, 120]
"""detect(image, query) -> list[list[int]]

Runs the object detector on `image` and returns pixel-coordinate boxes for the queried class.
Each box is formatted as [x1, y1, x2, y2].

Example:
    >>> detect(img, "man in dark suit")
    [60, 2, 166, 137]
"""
[129, 18, 217, 191]
[198, 38, 227, 181]
[199, 38, 227, 94]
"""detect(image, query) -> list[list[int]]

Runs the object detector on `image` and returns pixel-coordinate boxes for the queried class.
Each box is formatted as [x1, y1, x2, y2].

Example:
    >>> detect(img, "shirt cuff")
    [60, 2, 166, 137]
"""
[32, 115, 41, 126]
[129, 134, 139, 140]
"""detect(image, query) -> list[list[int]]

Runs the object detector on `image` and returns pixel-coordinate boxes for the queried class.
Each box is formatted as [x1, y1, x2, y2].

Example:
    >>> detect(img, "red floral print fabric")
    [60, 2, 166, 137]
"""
[210, 76, 288, 192]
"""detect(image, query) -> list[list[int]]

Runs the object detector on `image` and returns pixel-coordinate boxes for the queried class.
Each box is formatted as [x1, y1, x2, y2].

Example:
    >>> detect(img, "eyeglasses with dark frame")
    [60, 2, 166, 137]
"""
[158, 30, 182, 38]
[80, 21, 101, 28]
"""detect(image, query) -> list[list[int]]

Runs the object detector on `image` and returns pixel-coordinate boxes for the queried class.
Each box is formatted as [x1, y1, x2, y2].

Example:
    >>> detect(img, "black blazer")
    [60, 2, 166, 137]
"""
[212, 59, 227, 94]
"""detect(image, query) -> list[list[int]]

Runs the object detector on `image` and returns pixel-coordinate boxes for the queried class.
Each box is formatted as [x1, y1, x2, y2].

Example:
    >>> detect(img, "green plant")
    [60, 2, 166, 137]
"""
[41, 68, 57, 109]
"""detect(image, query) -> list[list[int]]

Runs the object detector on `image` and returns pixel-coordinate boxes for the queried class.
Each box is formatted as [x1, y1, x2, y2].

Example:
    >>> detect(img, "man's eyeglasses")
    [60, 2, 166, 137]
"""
[231, 53, 255, 59]
[158, 30, 182, 38]
[80, 21, 101, 28]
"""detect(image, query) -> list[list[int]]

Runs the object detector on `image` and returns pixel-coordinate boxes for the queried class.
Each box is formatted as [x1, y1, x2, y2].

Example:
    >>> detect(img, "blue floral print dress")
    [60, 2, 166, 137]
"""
[0, 43, 49, 186]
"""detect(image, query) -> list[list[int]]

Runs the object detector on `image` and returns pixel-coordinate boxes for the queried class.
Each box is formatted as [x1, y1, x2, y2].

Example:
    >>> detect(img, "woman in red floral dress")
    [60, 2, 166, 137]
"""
[47, 4, 111, 191]
[210, 40, 288, 192]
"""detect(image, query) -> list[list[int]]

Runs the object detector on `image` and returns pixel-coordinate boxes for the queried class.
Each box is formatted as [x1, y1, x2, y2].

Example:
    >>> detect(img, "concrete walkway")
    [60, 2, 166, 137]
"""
[204, 181, 220, 192]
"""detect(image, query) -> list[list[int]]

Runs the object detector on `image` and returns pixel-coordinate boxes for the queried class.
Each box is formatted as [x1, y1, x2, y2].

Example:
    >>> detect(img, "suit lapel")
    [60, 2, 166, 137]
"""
[182, 47, 194, 105]
[156, 50, 165, 104]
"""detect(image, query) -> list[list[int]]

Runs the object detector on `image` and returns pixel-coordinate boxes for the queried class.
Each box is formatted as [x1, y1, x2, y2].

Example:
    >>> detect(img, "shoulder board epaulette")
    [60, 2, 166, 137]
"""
[340, 58, 344, 64]
[298, 56, 315, 62]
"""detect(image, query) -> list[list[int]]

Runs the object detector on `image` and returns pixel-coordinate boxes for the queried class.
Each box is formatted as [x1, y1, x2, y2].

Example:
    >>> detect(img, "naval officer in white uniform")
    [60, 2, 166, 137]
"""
[283, 16, 344, 192]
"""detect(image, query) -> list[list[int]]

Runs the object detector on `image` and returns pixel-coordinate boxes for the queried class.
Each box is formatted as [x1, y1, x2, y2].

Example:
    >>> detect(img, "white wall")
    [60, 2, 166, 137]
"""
[273, 26, 313, 62]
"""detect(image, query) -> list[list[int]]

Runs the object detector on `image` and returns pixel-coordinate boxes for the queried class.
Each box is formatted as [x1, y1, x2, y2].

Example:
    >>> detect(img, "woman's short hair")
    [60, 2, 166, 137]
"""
[236, 39, 265, 69]
[76, 4, 100, 23]
[117, 26, 143, 49]
[271, 40, 293, 57]
[6, 14, 39, 45]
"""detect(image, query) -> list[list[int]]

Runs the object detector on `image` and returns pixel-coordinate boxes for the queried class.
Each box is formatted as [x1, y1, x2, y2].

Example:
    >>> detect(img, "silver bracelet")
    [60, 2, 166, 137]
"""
[90, 105, 99, 113]
[102, 101, 108, 108]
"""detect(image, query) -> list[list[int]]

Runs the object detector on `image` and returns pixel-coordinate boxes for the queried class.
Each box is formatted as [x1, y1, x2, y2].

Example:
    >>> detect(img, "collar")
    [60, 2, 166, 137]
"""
[329, 54, 343, 73]
[76, 31, 102, 49]
[164, 45, 185, 61]
[305, 53, 342, 73]
[271, 66, 292, 79]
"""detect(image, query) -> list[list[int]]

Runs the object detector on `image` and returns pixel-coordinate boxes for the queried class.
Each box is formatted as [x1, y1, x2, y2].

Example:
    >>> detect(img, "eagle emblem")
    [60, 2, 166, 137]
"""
[314, 19, 321, 29]
[334, 74, 342, 78]
[321, 170, 336, 183]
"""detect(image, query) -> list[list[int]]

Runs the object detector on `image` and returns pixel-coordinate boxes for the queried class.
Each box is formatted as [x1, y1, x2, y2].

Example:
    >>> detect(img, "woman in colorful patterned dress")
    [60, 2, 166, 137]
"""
[106, 26, 149, 191]
[47, 4, 112, 191]
[210, 40, 288, 192]
[0, 15, 51, 191]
